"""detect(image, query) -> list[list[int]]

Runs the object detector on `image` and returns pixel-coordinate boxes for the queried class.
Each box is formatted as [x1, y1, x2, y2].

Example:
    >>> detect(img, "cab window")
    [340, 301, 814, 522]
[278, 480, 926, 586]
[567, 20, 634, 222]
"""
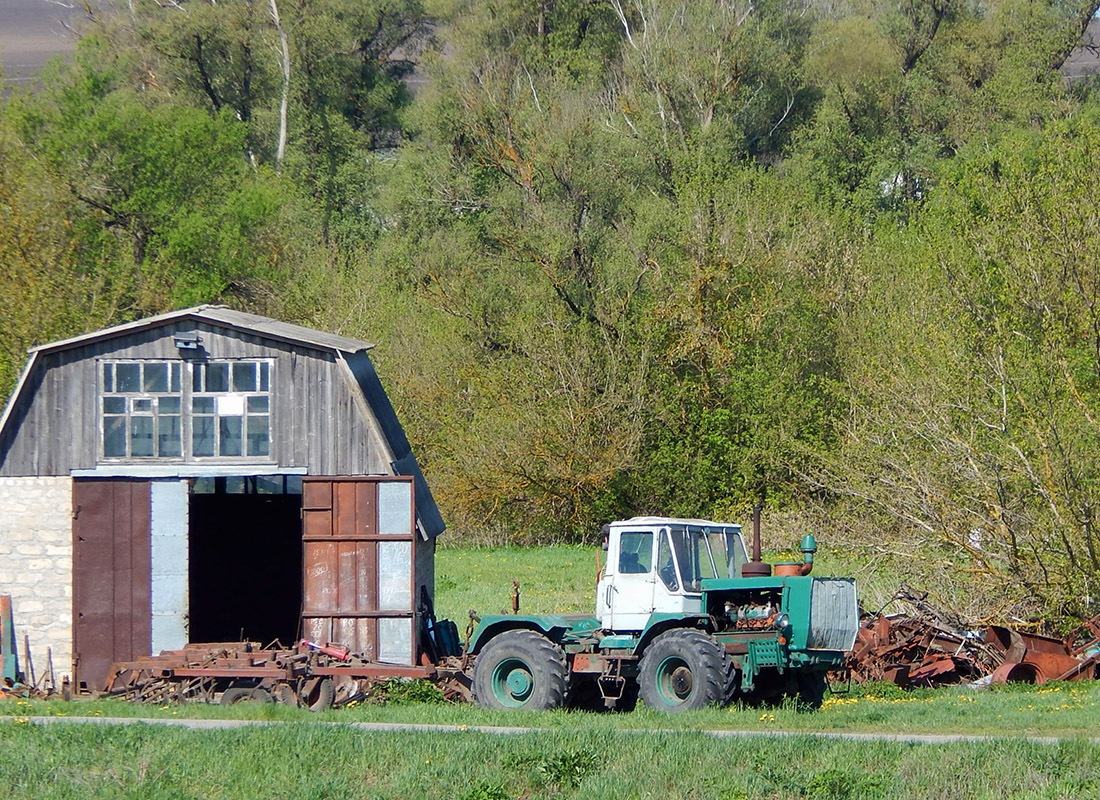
[617, 531, 653, 574]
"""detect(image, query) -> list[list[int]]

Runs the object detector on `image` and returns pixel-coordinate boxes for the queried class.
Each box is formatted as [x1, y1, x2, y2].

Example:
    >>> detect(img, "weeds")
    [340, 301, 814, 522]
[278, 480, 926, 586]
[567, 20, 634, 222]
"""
[365, 678, 448, 705]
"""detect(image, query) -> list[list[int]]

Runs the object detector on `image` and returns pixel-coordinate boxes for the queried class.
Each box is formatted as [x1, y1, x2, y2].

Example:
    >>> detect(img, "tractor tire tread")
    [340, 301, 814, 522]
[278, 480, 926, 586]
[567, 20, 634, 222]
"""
[638, 628, 733, 713]
[472, 629, 568, 710]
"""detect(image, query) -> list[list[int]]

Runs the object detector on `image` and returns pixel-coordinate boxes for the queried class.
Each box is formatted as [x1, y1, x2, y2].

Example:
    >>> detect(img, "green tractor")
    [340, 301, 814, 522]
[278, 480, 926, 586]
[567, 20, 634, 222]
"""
[466, 515, 858, 712]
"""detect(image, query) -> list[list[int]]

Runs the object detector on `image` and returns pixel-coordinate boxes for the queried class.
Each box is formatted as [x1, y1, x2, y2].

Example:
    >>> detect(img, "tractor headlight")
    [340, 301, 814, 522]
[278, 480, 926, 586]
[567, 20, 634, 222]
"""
[773, 613, 790, 631]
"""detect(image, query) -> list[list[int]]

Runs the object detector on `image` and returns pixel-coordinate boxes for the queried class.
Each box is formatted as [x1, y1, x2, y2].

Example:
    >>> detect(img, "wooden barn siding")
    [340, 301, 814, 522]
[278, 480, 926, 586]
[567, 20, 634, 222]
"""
[0, 321, 393, 477]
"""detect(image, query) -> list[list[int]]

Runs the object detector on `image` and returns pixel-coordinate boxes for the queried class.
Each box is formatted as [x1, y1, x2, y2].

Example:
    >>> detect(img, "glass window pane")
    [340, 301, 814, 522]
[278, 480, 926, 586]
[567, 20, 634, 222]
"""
[658, 532, 677, 590]
[619, 531, 653, 573]
[144, 362, 168, 392]
[232, 362, 257, 392]
[193, 416, 215, 457]
[255, 477, 283, 495]
[219, 416, 242, 456]
[116, 363, 140, 392]
[259, 362, 270, 392]
[131, 416, 154, 457]
[378, 618, 413, 665]
[247, 415, 270, 457]
[103, 416, 126, 457]
[159, 396, 180, 414]
[158, 415, 181, 457]
[191, 477, 215, 494]
[246, 396, 269, 413]
[205, 363, 229, 392]
[192, 365, 203, 392]
[709, 533, 731, 579]
[103, 396, 126, 414]
[102, 363, 114, 393]
[378, 482, 413, 535]
[170, 363, 181, 392]
[378, 541, 412, 611]
[192, 397, 215, 414]
[285, 476, 303, 495]
[133, 398, 153, 413]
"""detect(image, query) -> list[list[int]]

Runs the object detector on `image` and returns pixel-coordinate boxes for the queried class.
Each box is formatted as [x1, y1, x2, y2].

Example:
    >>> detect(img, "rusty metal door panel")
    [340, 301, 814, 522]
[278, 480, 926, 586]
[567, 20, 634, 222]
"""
[73, 479, 151, 691]
[301, 477, 414, 663]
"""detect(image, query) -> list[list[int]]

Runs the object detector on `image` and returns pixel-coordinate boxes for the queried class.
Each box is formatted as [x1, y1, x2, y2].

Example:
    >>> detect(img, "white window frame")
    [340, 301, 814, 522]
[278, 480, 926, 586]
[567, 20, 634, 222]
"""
[98, 358, 274, 463]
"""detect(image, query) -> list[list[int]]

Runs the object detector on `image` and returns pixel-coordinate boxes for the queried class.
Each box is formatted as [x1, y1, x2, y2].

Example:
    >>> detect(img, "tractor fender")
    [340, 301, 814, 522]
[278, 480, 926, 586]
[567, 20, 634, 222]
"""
[634, 614, 715, 655]
[467, 615, 574, 655]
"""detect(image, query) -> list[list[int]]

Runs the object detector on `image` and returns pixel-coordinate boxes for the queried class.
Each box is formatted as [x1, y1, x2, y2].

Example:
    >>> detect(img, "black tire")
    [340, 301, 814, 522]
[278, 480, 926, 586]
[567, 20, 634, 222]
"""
[638, 629, 732, 712]
[472, 629, 568, 710]
[795, 671, 828, 711]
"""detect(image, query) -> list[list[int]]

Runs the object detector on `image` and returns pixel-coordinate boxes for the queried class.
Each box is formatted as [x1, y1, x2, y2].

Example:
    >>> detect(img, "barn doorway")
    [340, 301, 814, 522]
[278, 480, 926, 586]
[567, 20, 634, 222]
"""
[187, 476, 303, 646]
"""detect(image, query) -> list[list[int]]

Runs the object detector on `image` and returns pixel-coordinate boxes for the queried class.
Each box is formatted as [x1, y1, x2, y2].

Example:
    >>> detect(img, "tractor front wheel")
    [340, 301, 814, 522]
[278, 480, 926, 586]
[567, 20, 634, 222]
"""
[472, 629, 568, 710]
[638, 629, 731, 712]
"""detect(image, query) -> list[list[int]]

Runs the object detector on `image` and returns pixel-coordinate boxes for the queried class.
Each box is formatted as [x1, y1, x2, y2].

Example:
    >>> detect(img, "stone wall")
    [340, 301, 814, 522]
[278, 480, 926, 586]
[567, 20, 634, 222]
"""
[0, 476, 72, 684]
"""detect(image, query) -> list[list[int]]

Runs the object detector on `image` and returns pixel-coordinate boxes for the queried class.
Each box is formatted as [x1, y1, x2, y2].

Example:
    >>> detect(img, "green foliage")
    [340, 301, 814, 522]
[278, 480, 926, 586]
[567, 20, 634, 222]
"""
[6, 0, 1100, 622]
[506, 744, 601, 788]
[366, 677, 449, 704]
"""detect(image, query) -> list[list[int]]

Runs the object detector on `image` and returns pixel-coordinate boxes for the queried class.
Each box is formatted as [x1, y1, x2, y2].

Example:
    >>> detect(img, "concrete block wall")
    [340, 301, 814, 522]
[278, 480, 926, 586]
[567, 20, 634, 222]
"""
[0, 476, 72, 685]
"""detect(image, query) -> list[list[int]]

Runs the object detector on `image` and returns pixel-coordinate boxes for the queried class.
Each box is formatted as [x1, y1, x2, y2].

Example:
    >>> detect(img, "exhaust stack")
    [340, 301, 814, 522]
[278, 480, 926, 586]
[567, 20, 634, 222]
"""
[741, 503, 772, 577]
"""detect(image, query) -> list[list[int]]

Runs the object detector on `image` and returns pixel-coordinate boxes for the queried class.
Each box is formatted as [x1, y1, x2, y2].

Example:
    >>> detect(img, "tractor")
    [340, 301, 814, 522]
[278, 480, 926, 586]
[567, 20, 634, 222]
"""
[466, 515, 858, 712]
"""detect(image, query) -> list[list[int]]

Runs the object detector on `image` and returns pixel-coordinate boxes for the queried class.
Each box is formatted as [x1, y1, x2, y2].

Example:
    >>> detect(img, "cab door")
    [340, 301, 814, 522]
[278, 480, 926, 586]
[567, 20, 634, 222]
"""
[597, 529, 656, 631]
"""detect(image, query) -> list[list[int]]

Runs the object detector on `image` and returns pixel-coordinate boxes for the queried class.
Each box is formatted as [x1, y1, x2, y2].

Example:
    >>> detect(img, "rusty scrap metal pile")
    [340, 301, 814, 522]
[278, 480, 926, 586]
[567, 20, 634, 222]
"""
[848, 586, 1100, 688]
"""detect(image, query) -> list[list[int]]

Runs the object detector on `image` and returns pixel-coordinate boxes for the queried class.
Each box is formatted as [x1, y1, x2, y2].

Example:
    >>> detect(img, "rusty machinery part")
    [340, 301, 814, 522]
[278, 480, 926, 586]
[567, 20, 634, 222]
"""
[220, 685, 274, 705]
[849, 588, 1100, 690]
[273, 682, 299, 707]
[298, 676, 335, 711]
[991, 662, 1046, 685]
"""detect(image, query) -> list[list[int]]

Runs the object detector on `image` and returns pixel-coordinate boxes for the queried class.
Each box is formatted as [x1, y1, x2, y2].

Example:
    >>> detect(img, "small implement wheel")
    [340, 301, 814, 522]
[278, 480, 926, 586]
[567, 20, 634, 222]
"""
[298, 677, 335, 712]
[274, 683, 299, 707]
[472, 629, 568, 710]
[639, 629, 732, 713]
[220, 685, 273, 705]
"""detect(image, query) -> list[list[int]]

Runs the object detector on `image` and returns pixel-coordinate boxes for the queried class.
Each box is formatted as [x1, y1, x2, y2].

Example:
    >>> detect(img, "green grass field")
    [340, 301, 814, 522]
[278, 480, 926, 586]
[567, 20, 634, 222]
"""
[1, 712, 1098, 800]
[2, 545, 1098, 799]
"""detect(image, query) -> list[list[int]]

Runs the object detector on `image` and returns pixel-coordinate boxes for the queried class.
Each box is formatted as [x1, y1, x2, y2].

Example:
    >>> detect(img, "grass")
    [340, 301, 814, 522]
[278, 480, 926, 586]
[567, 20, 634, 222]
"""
[4, 680, 1100, 738]
[1, 717, 1099, 799]
[3, 545, 1096, 798]
[433, 543, 599, 625]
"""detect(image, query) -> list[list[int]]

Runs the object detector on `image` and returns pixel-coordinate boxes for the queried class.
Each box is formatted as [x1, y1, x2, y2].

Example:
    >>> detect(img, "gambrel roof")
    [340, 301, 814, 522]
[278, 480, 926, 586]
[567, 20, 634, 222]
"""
[0, 306, 445, 538]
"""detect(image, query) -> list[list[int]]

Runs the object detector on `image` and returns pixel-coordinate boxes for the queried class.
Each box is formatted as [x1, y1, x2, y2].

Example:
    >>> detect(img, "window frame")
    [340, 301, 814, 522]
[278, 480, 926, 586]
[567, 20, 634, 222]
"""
[98, 358, 275, 463]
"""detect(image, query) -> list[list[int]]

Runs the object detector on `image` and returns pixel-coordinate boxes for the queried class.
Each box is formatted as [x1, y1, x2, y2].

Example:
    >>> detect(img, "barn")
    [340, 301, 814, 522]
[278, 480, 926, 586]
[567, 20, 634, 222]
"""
[0, 306, 445, 691]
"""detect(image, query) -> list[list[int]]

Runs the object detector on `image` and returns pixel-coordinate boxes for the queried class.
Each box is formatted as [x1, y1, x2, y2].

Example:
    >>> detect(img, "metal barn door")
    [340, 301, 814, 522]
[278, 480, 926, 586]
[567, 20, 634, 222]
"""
[72, 479, 152, 691]
[301, 477, 416, 664]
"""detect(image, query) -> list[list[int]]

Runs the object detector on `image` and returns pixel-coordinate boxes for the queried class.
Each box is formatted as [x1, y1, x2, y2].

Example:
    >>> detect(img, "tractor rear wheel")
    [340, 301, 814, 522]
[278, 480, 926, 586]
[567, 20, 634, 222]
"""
[638, 629, 731, 712]
[472, 629, 568, 710]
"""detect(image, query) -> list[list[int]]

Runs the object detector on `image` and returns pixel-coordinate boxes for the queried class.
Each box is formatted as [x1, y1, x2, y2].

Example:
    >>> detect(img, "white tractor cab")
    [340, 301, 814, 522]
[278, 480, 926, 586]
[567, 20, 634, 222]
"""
[596, 517, 749, 631]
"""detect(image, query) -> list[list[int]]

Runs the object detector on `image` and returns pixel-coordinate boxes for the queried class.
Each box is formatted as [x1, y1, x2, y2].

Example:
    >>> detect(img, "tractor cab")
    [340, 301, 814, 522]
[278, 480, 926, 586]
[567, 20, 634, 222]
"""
[596, 518, 748, 631]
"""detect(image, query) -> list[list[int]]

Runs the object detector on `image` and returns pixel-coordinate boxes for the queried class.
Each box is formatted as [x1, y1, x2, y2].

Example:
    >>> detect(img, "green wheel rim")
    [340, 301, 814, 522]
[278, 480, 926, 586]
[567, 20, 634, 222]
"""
[654, 655, 694, 706]
[491, 657, 534, 707]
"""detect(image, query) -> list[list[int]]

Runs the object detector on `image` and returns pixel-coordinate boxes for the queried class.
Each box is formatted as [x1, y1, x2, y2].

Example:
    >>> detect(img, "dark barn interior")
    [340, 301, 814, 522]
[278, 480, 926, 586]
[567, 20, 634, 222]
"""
[188, 477, 302, 646]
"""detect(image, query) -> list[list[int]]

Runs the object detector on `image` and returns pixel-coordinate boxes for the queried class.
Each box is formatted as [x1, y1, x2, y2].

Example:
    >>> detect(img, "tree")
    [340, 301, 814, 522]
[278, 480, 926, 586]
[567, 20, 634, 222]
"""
[823, 110, 1100, 622]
